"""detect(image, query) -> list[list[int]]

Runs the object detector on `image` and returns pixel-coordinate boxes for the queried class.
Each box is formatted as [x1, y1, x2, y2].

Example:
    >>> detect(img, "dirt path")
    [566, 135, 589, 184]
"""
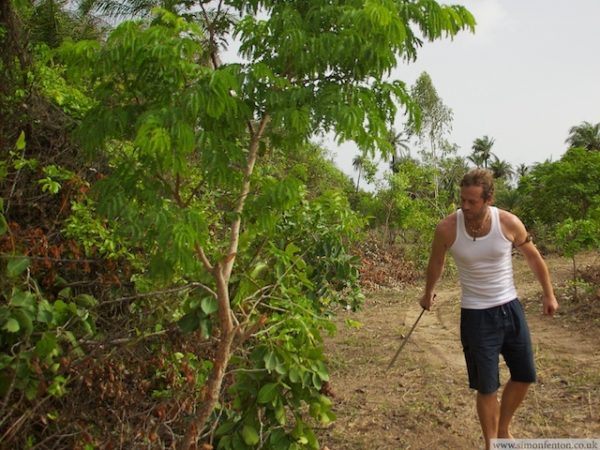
[319, 255, 600, 449]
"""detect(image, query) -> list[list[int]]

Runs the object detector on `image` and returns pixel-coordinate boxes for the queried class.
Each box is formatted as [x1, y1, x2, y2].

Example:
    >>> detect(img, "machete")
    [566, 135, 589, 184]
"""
[387, 307, 426, 370]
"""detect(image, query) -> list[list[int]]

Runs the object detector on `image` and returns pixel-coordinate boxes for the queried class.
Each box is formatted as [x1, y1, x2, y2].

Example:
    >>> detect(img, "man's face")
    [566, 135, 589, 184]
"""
[460, 185, 490, 219]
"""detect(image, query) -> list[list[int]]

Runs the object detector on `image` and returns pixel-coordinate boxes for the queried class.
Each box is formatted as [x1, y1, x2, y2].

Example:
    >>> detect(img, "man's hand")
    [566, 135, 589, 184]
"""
[542, 294, 559, 316]
[420, 293, 436, 311]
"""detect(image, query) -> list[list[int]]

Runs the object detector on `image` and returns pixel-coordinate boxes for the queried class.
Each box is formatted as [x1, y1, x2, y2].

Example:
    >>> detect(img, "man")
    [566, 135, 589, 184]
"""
[420, 169, 558, 450]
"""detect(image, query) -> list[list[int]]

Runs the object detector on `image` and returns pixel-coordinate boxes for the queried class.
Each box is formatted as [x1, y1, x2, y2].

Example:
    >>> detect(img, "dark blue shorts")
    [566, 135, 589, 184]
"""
[460, 299, 536, 394]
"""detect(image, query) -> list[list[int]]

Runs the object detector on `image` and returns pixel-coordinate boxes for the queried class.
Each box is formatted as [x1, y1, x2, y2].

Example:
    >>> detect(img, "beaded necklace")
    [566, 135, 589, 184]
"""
[466, 207, 490, 241]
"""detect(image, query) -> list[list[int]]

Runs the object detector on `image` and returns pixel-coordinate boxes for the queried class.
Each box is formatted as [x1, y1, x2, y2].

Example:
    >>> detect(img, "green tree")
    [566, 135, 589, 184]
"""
[388, 127, 411, 172]
[469, 135, 496, 168]
[517, 148, 600, 227]
[275, 142, 355, 198]
[565, 121, 600, 151]
[28, 0, 106, 47]
[410, 71, 454, 206]
[495, 182, 520, 211]
[438, 152, 469, 207]
[62, 3, 475, 447]
[489, 155, 513, 180]
[555, 218, 600, 300]
[352, 153, 377, 192]
[374, 161, 438, 264]
[516, 163, 529, 180]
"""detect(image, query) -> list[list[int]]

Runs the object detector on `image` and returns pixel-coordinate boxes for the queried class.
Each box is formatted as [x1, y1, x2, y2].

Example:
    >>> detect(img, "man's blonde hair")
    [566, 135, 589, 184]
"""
[460, 169, 495, 201]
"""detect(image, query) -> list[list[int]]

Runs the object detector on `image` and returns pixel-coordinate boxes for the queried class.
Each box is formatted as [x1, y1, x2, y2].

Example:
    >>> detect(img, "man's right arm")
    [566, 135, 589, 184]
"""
[420, 219, 452, 310]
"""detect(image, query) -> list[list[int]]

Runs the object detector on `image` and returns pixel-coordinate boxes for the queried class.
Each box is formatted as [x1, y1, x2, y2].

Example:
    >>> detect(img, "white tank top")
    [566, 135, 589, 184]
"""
[449, 207, 517, 309]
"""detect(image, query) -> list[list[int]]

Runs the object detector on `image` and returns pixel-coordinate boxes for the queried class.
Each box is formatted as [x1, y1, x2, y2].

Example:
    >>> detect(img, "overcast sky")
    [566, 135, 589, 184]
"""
[332, 0, 600, 185]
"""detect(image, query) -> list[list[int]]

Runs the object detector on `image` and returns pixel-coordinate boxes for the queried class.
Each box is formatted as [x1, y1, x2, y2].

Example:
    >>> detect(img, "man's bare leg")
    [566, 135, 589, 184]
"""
[498, 380, 531, 438]
[477, 391, 499, 450]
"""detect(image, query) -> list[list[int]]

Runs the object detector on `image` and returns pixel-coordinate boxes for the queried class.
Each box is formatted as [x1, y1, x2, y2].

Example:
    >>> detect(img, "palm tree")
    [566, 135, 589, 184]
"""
[495, 187, 520, 211]
[79, 0, 174, 18]
[388, 128, 410, 173]
[352, 154, 365, 192]
[467, 152, 485, 168]
[565, 121, 600, 151]
[489, 156, 513, 180]
[29, 0, 106, 47]
[470, 135, 496, 168]
[78, 0, 234, 69]
[516, 163, 529, 178]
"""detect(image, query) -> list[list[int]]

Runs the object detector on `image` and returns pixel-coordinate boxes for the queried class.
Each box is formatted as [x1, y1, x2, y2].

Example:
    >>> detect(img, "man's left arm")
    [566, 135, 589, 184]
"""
[519, 243, 559, 315]
[503, 212, 559, 316]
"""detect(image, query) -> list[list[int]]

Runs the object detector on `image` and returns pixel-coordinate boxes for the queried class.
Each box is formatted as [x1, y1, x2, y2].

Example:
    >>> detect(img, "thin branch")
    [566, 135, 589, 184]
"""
[0, 254, 103, 264]
[104, 282, 217, 304]
[80, 329, 167, 347]
[4, 144, 26, 217]
[251, 319, 288, 338]
[29, 431, 82, 450]
[226, 368, 267, 374]
[194, 243, 214, 272]
[222, 114, 271, 281]
[183, 178, 205, 208]
[174, 173, 185, 207]
[155, 173, 183, 206]
[199, 2, 221, 70]
[0, 354, 18, 423]
[0, 395, 51, 443]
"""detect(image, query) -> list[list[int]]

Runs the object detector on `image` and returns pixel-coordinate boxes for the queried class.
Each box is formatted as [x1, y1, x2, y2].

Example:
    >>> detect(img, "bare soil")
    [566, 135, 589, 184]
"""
[319, 253, 600, 449]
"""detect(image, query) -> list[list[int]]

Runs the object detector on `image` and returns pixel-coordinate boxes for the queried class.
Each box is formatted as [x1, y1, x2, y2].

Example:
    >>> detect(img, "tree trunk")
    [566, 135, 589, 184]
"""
[384, 203, 393, 245]
[430, 134, 439, 211]
[179, 115, 270, 449]
[355, 168, 361, 193]
[0, 0, 30, 81]
[179, 266, 235, 450]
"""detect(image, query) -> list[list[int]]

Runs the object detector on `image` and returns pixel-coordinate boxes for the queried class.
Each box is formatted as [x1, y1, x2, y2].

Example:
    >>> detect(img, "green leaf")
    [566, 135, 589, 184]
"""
[63, 330, 84, 356]
[215, 420, 236, 437]
[3, 318, 20, 333]
[25, 380, 39, 400]
[9, 289, 35, 311]
[288, 367, 301, 383]
[199, 318, 211, 339]
[320, 409, 336, 425]
[270, 429, 289, 448]
[264, 351, 277, 371]
[200, 297, 218, 315]
[74, 294, 97, 308]
[48, 375, 67, 397]
[13, 309, 34, 336]
[15, 131, 26, 150]
[250, 262, 268, 279]
[37, 300, 54, 324]
[178, 312, 200, 333]
[311, 372, 322, 390]
[257, 382, 278, 404]
[0, 213, 8, 236]
[285, 242, 300, 257]
[217, 435, 231, 450]
[274, 400, 286, 425]
[241, 424, 260, 446]
[274, 361, 287, 375]
[6, 256, 30, 278]
[35, 332, 60, 359]
[315, 361, 329, 382]
[345, 318, 363, 329]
